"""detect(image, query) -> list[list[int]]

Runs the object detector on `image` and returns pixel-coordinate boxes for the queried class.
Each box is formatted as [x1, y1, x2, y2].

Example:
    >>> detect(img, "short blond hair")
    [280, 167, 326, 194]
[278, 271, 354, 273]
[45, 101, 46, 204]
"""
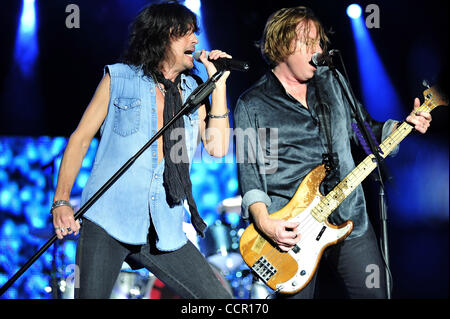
[260, 6, 329, 67]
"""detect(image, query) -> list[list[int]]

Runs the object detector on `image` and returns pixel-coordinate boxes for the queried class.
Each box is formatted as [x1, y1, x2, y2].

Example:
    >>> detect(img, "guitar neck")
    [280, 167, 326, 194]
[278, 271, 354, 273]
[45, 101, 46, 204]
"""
[311, 103, 432, 222]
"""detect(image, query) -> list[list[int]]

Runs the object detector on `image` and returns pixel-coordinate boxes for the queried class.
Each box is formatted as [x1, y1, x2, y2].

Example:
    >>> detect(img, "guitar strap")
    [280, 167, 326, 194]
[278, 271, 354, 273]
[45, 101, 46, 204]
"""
[313, 77, 340, 194]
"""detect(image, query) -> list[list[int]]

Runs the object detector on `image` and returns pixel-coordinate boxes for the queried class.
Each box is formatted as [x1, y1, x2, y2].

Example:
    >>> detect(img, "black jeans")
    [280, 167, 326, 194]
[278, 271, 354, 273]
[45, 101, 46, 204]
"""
[279, 223, 387, 299]
[74, 218, 233, 299]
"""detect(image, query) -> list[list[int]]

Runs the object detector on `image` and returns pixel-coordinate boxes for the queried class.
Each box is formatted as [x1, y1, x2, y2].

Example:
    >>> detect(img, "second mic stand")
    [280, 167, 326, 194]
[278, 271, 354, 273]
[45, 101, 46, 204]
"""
[0, 70, 225, 297]
[323, 53, 392, 299]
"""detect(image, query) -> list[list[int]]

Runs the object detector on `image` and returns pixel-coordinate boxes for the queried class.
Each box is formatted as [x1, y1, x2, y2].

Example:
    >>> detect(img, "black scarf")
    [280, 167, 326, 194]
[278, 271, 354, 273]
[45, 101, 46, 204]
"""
[154, 72, 207, 237]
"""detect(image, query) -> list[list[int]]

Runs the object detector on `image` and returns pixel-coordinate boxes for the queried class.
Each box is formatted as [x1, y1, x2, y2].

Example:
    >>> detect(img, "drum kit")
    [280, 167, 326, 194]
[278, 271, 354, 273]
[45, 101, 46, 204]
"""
[33, 196, 271, 299]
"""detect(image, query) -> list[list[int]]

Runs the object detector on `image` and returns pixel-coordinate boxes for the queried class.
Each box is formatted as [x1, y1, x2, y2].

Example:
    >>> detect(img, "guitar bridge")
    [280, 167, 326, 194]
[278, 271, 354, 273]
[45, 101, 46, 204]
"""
[252, 257, 277, 282]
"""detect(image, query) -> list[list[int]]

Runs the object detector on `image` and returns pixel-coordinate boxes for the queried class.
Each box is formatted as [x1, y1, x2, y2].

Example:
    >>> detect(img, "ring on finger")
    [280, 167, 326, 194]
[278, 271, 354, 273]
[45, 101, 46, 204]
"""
[67, 227, 72, 232]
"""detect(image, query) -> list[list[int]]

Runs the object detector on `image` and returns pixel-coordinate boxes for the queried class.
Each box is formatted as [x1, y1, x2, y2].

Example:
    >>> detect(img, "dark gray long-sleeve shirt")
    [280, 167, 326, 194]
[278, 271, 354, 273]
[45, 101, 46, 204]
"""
[234, 66, 398, 239]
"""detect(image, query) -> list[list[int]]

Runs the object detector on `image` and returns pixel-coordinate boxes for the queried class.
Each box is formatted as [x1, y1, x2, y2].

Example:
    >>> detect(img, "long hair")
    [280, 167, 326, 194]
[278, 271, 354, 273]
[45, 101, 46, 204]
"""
[121, 2, 199, 78]
[259, 6, 330, 68]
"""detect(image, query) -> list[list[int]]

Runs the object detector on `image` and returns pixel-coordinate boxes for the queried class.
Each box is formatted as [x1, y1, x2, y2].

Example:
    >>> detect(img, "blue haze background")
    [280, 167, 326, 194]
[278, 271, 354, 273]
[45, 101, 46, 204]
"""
[0, 0, 448, 298]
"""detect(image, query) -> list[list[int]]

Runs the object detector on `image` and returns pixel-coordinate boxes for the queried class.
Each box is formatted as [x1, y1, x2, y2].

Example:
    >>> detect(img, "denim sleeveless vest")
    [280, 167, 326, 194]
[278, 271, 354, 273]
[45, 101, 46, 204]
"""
[81, 63, 200, 251]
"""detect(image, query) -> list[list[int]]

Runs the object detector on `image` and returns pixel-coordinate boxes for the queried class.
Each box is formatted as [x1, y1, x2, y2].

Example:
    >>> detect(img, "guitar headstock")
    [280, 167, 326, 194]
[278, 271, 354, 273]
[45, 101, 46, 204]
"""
[422, 83, 448, 112]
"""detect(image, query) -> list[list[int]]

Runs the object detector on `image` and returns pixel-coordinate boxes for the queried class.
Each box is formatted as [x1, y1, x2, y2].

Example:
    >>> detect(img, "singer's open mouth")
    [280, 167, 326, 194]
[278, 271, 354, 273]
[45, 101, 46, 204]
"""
[184, 49, 194, 57]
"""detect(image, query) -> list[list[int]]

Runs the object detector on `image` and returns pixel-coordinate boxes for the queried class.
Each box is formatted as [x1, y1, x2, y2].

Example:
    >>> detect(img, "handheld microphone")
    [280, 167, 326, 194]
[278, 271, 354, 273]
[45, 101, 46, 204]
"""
[311, 49, 340, 67]
[193, 50, 250, 72]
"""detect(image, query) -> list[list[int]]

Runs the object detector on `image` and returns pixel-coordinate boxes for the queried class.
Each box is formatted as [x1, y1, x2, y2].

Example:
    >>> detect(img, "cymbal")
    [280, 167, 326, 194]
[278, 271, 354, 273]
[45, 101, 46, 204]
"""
[217, 195, 242, 214]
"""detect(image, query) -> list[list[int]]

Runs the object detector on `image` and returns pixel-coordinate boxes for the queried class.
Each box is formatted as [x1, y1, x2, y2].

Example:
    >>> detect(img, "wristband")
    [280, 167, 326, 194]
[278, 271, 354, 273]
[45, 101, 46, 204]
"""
[207, 110, 229, 119]
[50, 200, 73, 214]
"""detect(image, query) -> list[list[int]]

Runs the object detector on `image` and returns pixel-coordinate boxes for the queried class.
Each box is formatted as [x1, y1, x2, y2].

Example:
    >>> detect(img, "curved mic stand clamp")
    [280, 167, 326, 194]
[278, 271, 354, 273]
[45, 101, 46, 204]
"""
[323, 53, 393, 299]
[0, 70, 226, 297]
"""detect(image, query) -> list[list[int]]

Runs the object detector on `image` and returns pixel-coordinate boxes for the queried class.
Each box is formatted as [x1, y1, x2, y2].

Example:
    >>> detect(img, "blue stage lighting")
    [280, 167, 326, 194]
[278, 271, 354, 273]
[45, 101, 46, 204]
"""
[349, 9, 404, 120]
[15, 0, 38, 77]
[202, 192, 219, 208]
[387, 138, 449, 223]
[224, 212, 240, 227]
[0, 171, 8, 183]
[75, 171, 90, 190]
[29, 170, 46, 188]
[19, 186, 33, 202]
[63, 241, 77, 265]
[20, 0, 36, 34]
[227, 178, 238, 194]
[184, 0, 201, 15]
[347, 4, 362, 19]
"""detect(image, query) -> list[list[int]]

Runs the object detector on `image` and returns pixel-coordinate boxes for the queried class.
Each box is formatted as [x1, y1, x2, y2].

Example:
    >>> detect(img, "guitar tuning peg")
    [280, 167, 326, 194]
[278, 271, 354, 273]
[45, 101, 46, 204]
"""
[422, 80, 431, 89]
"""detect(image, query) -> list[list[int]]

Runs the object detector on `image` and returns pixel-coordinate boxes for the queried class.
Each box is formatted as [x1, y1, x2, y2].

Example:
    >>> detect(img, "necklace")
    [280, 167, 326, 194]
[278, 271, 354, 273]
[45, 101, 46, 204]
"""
[151, 73, 166, 96]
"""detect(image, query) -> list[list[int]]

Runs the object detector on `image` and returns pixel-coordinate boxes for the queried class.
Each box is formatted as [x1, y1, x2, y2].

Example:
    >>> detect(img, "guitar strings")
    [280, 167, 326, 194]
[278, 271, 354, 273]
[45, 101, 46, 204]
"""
[267, 155, 383, 278]
[265, 158, 375, 274]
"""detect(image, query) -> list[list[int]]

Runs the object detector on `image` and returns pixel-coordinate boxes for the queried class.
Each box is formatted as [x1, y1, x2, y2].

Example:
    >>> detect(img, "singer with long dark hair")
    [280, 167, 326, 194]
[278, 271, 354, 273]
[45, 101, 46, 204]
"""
[234, 6, 432, 298]
[50, 2, 232, 298]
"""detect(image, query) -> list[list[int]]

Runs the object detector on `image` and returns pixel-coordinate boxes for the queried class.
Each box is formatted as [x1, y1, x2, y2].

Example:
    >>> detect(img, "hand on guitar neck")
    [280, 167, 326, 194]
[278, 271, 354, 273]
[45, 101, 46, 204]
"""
[403, 97, 432, 133]
[249, 202, 301, 252]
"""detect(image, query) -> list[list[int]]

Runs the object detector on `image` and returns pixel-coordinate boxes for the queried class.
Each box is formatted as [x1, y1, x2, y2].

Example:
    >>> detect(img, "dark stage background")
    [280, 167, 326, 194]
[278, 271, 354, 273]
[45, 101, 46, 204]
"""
[0, 0, 448, 299]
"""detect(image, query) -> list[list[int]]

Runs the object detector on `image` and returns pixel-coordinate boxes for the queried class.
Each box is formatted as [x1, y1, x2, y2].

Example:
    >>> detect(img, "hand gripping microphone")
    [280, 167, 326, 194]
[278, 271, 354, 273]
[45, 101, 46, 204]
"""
[194, 50, 250, 72]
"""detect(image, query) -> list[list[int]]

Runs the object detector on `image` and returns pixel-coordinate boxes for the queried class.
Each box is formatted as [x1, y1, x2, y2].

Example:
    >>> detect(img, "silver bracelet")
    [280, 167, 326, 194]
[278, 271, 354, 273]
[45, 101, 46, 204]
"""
[50, 200, 73, 214]
[207, 110, 229, 119]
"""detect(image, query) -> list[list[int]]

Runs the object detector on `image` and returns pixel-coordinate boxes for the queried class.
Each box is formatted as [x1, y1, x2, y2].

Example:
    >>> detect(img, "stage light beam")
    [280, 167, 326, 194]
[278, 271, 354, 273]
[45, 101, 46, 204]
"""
[348, 7, 403, 120]
[184, 0, 201, 15]
[347, 4, 362, 19]
[15, 0, 38, 77]
[20, 0, 36, 33]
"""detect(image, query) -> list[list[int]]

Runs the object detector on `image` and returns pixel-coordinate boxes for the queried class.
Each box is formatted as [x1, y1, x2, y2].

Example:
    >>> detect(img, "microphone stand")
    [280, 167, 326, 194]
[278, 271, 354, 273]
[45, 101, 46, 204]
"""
[322, 53, 392, 299]
[41, 147, 65, 299]
[0, 70, 225, 297]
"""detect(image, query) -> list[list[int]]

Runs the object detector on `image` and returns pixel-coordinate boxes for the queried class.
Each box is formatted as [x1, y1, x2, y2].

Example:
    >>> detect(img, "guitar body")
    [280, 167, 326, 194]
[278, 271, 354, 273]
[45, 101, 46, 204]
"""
[239, 164, 353, 294]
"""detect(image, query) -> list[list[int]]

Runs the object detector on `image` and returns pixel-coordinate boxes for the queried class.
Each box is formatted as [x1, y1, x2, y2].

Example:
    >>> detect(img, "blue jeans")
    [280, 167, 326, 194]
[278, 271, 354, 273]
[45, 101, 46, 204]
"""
[279, 223, 388, 299]
[74, 218, 233, 299]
